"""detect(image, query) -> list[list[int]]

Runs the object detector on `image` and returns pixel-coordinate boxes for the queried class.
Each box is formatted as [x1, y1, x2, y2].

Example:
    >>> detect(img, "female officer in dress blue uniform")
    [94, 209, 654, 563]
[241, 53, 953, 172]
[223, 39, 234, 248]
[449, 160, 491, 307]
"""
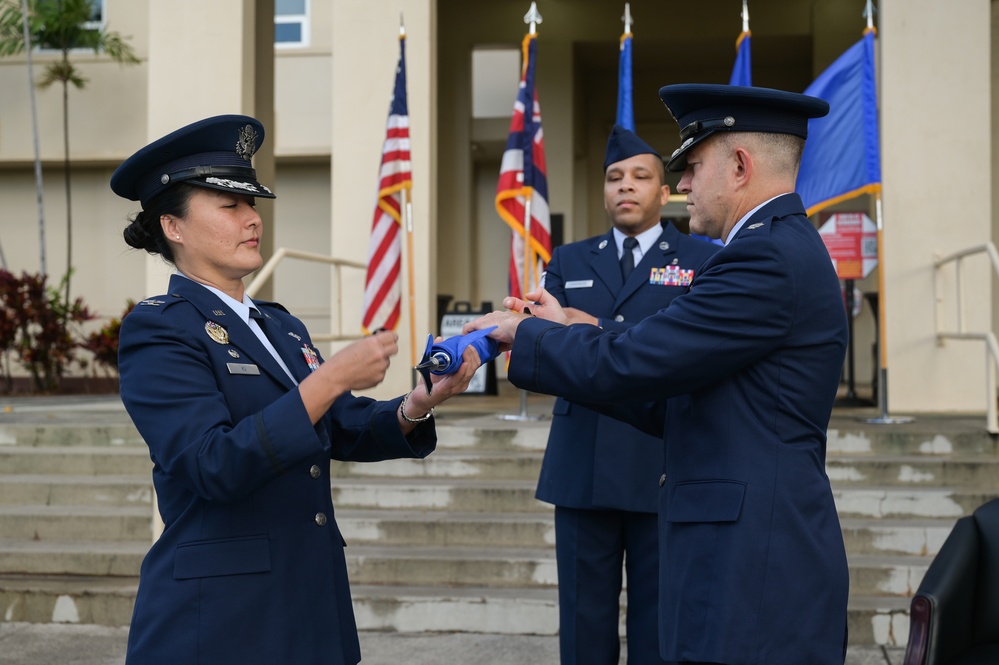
[111, 114, 479, 665]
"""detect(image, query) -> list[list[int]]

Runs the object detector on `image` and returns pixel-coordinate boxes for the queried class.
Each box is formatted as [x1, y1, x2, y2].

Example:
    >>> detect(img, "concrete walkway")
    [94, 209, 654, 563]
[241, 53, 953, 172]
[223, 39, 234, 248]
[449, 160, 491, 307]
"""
[0, 623, 905, 664]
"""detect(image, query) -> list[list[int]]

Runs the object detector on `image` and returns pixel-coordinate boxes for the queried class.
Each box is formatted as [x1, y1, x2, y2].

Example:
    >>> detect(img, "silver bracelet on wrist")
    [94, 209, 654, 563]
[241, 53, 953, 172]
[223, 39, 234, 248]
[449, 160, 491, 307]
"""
[400, 391, 434, 424]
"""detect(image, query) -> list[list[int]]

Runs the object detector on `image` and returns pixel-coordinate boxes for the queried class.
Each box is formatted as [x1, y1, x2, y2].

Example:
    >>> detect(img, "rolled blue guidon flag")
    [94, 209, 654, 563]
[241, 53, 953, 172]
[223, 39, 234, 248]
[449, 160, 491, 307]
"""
[415, 327, 499, 394]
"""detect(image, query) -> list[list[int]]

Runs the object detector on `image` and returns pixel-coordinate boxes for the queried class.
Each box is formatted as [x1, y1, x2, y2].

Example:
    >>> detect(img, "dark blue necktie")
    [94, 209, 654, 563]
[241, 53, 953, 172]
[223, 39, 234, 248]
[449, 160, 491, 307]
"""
[621, 237, 638, 279]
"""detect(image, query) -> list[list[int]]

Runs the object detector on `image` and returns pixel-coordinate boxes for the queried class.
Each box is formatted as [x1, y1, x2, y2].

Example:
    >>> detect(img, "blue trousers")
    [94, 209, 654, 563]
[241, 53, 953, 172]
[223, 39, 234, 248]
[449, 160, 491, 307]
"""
[554, 506, 666, 665]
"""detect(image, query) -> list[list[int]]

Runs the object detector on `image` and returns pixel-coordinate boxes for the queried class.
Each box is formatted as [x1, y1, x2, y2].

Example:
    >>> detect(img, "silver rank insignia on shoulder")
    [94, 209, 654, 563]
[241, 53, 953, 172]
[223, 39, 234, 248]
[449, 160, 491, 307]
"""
[598, 240, 608, 249]
[748, 223, 764, 230]
[205, 321, 229, 345]
[228, 349, 240, 358]
[288, 331, 302, 341]
[139, 299, 165, 306]
[212, 309, 226, 316]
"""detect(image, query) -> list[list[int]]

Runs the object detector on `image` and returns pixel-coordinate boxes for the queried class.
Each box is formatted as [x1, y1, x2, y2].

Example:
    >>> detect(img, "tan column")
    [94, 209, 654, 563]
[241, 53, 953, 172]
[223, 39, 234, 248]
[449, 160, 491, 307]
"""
[880, 0, 992, 412]
[144, 0, 275, 297]
[331, 0, 436, 398]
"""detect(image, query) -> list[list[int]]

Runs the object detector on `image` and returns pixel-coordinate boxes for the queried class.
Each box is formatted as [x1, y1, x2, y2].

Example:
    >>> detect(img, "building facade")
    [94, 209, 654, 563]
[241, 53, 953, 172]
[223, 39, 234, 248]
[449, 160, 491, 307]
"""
[0, 0, 994, 415]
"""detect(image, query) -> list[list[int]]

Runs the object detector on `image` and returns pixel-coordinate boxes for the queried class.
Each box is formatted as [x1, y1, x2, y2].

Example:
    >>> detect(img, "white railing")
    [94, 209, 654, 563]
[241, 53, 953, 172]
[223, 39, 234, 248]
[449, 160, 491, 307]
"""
[933, 242, 999, 433]
[246, 247, 367, 343]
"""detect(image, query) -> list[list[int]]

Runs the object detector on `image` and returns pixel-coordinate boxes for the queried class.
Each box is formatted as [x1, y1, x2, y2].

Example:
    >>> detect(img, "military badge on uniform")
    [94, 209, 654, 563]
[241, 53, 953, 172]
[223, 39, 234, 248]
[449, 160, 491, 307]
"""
[228, 349, 240, 358]
[287, 331, 302, 341]
[748, 222, 764, 230]
[301, 344, 320, 372]
[212, 309, 226, 316]
[650, 265, 695, 287]
[139, 299, 165, 306]
[205, 321, 229, 345]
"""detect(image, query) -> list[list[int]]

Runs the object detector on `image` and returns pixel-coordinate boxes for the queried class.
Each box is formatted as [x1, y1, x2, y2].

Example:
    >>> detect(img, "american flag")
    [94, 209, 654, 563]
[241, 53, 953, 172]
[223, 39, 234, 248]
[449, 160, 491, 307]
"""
[495, 32, 551, 300]
[362, 35, 411, 334]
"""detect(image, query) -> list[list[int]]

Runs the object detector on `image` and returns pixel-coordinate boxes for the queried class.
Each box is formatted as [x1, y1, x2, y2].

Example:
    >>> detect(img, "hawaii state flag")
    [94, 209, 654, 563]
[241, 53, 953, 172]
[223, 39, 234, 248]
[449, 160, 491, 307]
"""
[495, 32, 552, 300]
[796, 28, 881, 216]
[362, 35, 411, 334]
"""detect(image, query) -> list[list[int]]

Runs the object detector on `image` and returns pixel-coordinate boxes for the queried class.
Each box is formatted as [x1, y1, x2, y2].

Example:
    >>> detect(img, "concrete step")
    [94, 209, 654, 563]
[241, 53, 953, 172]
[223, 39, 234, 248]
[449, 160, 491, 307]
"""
[0, 505, 154, 543]
[846, 595, 912, 648]
[0, 424, 143, 448]
[0, 447, 151, 476]
[0, 572, 917, 649]
[0, 475, 153, 507]
[334, 450, 543, 481]
[330, 478, 551, 513]
[0, 540, 146, 577]
[827, 456, 999, 488]
[847, 555, 932, 597]
[350, 585, 559, 635]
[839, 518, 954, 556]
[434, 419, 550, 452]
[0, 574, 138, 626]
[827, 418, 999, 457]
[832, 486, 998, 519]
[338, 509, 555, 548]
[346, 545, 557, 588]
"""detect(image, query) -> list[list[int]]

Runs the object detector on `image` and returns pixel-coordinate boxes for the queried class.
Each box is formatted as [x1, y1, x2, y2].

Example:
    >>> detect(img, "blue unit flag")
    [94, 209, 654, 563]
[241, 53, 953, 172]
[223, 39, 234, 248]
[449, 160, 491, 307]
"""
[796, 29, 881, 216]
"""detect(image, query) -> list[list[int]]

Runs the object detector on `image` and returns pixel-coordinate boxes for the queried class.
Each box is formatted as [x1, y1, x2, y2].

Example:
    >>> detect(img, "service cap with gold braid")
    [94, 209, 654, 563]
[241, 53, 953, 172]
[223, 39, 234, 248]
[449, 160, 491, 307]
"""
[658, 84, 830, 172]
[110, 114, 276, 208]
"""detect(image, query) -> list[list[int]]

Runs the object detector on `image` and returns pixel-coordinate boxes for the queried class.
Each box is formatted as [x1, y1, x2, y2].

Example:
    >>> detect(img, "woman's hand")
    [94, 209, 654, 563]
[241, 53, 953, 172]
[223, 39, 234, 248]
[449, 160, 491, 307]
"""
[398, 342, 482, 432]
[300, 330, 398, 424]
[326, 330, 399, 391]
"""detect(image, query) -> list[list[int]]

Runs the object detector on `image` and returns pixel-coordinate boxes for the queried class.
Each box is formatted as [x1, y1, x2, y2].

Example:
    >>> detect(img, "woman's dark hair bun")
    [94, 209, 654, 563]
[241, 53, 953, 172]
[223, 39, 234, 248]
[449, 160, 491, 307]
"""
[123, 216, 154, 251]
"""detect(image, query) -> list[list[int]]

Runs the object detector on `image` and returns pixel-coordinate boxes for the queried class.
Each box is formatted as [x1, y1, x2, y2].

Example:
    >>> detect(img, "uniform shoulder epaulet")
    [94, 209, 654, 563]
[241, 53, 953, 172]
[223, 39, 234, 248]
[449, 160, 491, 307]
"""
[131, 295, 182, 314]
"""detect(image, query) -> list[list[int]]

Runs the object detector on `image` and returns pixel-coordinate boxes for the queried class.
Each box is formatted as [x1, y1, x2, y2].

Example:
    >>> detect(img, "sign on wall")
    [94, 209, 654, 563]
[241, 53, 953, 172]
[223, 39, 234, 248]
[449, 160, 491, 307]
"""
[818, 212, 878, 280]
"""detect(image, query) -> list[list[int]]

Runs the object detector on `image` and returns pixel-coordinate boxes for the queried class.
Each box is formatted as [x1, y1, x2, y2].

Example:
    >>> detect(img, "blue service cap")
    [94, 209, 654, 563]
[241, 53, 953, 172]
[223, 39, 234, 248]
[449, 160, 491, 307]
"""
[603, 124, 662, 171]
[110, 114, 276, 207]
[658, 84, 829, 172]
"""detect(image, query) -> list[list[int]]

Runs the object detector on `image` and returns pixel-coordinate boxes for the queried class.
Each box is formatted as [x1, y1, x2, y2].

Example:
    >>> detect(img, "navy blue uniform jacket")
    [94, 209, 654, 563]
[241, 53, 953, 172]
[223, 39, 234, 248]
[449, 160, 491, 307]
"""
[508, 195, 850, 665]
[537, 222, 718, 511]
[119, 274, 435, 665]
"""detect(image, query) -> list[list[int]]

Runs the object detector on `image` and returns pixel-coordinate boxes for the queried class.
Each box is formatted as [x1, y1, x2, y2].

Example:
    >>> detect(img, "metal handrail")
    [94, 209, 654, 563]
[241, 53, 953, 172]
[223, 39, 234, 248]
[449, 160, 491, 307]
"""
[933, 242, 999, 433]
[245, 247, 367, 343]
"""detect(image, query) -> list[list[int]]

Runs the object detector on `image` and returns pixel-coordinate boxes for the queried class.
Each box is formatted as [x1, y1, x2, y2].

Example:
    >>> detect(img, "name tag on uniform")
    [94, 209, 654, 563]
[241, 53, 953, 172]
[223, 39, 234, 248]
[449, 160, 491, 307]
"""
[565, 280, 593, 289]
[227, 362, 260, 375]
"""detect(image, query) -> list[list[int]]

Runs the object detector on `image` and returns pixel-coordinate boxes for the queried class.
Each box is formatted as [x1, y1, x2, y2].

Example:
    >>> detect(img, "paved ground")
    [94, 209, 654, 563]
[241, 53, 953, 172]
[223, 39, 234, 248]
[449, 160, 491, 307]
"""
[0, 623, 905, 664]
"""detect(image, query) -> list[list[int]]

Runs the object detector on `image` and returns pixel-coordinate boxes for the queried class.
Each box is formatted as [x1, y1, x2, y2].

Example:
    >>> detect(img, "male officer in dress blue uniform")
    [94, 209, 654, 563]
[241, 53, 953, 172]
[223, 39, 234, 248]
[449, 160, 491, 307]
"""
[466, 85, 851, 665]
[539, 125, 718, 665]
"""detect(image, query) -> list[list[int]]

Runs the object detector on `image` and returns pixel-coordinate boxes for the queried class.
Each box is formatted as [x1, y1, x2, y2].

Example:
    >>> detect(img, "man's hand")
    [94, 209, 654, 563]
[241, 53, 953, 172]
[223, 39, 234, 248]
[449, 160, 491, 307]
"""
[507, 288, 569, 325]
[462, 288, 569, 352]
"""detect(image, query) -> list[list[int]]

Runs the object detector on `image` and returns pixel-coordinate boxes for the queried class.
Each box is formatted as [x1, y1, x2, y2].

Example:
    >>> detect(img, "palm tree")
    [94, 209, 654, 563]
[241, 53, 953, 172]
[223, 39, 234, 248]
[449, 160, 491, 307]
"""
[0, 0, 138, 312]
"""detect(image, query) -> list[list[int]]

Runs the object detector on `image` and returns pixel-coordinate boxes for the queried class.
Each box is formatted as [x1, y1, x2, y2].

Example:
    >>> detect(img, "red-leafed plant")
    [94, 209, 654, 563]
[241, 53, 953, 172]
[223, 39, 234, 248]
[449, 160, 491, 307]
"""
[0, 269, 94, 392]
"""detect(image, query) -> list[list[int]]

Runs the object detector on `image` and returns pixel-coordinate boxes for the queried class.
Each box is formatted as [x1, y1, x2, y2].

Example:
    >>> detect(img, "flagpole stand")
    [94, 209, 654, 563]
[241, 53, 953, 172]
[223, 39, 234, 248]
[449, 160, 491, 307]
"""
[496, 388, 545, 422]
[864, 368, 913, 426]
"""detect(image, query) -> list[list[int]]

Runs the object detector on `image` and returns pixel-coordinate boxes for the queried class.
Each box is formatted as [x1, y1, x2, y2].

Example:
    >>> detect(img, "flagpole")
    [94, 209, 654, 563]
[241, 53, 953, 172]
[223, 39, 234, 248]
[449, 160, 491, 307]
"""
[862, 0, 912, 425]
[499, 2, 546, 423]
[521, 3, 541, 300]
[398, 18, 417, 380]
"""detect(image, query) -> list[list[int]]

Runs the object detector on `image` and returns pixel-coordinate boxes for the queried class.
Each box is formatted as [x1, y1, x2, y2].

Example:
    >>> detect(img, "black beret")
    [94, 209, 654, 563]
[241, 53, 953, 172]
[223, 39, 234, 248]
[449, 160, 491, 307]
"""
[110, 114, 276, 207]
[658, 84, 829, 172]
[604, 124, 662, 171]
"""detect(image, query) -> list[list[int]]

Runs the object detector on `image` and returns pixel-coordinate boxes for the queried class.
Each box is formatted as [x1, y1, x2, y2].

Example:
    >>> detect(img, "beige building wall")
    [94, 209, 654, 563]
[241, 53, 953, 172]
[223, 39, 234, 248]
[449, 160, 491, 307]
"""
[881, 0, 992, 413]
[330, 0, 436, 398]
[0, 0, 995, 419]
